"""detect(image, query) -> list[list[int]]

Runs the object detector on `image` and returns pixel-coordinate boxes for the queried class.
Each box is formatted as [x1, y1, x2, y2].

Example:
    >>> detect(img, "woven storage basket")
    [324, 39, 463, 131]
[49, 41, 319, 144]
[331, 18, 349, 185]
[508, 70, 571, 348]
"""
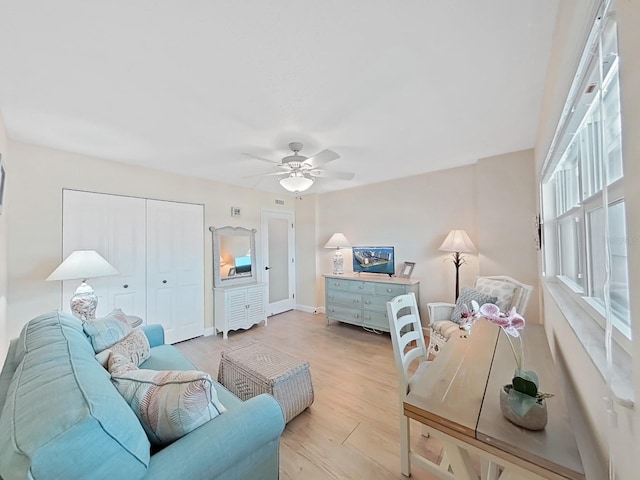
[218, 340, 314, 423]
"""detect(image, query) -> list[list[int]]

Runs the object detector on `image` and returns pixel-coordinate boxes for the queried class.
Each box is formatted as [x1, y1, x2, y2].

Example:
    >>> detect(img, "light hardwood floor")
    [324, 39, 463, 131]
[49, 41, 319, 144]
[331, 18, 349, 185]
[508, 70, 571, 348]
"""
[174, 310, 444, 480]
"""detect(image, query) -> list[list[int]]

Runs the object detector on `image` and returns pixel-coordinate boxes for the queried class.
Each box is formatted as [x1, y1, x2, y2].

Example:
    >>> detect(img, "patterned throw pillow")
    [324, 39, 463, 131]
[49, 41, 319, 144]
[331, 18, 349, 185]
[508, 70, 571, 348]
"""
[450, 287, 498, 324]
[474, 278, 518, 312]
[109, 329, 151, 366]
[108, 354, 227, 445]
[83, 309, 132, 353]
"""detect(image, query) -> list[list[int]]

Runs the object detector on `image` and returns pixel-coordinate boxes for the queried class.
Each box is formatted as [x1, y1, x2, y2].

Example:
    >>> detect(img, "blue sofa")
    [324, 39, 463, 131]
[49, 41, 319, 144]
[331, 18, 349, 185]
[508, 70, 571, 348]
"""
[0, 311, 285, 480]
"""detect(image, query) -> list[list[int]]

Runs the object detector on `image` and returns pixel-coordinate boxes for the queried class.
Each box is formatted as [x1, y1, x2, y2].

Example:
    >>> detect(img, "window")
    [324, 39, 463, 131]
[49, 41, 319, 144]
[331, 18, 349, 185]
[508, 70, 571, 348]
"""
[541, 11, 630, 349]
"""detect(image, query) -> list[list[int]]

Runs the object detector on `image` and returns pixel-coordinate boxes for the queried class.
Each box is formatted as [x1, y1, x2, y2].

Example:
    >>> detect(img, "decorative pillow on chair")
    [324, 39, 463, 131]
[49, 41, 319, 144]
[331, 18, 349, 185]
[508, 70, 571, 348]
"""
[108, 354, 227, 445]
[474, 278, 518, 312]
[83, 309, 132, 353]
[450, 287, 497, 324]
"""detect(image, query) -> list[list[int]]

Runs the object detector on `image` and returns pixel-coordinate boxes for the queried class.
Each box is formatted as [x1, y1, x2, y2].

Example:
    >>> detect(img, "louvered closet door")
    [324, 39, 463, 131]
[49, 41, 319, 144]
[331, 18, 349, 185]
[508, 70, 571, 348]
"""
[146, 199, 204, 344]
[62, 190, 146, 319]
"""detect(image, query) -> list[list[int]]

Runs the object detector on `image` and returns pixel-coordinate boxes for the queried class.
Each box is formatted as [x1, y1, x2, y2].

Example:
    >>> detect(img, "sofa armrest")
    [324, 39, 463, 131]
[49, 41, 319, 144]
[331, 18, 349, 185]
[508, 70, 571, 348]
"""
[426, 302, 455, 325]
[145, 394, 285, 479]
[140, 324, 165, 347]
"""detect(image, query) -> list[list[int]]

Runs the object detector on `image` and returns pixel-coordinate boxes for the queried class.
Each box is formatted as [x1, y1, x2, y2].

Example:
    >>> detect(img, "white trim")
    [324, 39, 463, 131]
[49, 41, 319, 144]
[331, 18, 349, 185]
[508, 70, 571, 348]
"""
[544, 279, 633, 407]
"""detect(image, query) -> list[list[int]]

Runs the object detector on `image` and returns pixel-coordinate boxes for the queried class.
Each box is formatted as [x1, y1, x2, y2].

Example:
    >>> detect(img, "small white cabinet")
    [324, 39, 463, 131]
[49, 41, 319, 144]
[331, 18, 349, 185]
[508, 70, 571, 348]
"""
[214, 283, 267, 339]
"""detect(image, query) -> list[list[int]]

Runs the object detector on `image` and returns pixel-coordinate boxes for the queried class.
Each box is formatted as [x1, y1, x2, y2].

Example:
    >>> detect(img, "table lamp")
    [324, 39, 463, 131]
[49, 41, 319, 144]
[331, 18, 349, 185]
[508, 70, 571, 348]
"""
[438, 229, 476, 300]
[324, 233, 351, 275]
[46, 250, 119, 320]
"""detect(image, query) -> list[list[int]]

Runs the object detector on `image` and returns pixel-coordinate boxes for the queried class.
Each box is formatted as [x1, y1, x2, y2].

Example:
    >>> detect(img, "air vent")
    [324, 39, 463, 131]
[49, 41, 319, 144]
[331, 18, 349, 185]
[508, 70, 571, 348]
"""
[275, 199, 285, 205]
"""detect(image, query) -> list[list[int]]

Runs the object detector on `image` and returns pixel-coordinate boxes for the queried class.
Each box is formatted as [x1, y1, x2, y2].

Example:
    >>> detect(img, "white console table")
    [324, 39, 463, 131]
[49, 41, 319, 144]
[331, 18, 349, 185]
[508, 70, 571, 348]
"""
[324, 274, 420, 332]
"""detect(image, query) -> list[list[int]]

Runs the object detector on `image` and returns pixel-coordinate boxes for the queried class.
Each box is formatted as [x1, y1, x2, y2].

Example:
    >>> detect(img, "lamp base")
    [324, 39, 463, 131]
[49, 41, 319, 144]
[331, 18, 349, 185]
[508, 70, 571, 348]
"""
[332, 250, 344, 275]
[70, 282, 98, 321]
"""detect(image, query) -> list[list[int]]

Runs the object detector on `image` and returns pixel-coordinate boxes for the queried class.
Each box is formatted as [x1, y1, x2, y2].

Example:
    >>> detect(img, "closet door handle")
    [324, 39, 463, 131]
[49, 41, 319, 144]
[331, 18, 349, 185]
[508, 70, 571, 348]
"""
[162, 280, 167, 284]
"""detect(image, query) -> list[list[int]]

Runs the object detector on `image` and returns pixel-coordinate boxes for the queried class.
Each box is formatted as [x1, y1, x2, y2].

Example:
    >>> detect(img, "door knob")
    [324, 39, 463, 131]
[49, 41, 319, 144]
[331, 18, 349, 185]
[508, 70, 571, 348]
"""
[162, 280, 167, 284]
[123, 284, 129, 289]
[265, 266, 271, 270]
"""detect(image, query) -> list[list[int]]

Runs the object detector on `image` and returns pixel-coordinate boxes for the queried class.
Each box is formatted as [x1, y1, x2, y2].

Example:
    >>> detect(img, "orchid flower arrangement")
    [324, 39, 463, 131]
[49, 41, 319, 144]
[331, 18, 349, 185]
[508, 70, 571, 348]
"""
[479, 303, 553, 416]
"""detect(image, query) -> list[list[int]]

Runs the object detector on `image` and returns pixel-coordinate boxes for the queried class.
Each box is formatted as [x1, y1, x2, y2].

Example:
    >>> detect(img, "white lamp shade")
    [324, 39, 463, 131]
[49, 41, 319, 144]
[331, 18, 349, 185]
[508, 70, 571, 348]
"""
[324, 233, 351, 249]
[438, 230, 476, 253]
[279, 173, 314, 192]
[46, 250, 119, 281]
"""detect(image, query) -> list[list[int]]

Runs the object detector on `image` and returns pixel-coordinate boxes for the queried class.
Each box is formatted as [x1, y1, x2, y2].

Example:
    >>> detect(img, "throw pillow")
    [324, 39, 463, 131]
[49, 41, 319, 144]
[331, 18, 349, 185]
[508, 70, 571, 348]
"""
[109, 329, 151, 366]
[474, 278, 518, 312]
[450, 287, 497, 324]
[83, 309, 133, 353]
[108, 354, 227, 445]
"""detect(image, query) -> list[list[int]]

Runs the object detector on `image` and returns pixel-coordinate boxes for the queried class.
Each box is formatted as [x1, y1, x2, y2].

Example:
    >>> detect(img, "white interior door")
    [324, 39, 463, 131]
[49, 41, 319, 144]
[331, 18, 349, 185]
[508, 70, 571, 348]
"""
[261, 210, 295, 316]
[146, 199, 204, 344]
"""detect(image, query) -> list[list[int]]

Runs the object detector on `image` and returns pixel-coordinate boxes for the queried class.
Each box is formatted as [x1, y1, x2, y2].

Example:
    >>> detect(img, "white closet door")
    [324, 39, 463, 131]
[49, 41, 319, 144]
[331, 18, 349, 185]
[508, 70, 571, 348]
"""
[106, 195, 147, 318]
[62, 190, 146, 319]
[146, 199, 204, 344]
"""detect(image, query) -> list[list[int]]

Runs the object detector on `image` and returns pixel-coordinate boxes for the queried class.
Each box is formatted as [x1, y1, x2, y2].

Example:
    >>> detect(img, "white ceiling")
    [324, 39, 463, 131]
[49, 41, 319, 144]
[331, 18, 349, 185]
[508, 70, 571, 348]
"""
[0, 1, 558, 195]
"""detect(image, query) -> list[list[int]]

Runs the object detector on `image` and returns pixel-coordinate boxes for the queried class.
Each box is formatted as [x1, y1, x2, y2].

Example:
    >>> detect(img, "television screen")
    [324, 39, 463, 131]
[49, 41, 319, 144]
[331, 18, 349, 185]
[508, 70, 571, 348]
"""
[352, 247, 394, 276]
[234, 255, 252, 274]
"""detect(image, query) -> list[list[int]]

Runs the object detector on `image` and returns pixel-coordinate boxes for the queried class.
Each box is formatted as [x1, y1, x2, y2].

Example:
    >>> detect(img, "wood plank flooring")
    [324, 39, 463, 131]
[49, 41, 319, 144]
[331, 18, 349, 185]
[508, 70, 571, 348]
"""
[174, 310, 444, 480]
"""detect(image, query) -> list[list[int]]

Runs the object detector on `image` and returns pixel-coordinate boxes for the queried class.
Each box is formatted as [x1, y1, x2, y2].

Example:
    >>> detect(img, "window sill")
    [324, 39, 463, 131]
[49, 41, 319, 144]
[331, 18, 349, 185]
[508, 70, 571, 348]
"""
[544, 279, 634, 408]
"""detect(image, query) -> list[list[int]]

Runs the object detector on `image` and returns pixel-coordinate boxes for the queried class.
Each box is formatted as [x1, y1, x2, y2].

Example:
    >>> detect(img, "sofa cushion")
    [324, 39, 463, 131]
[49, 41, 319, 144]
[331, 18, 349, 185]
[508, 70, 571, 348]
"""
[0, 311, 150, 480]
[109, 354, 227, 446]
[83, 308, 132, 353]
[450, 287, 497, 324]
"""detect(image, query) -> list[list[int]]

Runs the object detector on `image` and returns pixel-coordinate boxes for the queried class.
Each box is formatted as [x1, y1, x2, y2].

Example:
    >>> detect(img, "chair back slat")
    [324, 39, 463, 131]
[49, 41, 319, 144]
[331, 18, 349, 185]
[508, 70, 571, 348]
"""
[386, 292, 429, 398]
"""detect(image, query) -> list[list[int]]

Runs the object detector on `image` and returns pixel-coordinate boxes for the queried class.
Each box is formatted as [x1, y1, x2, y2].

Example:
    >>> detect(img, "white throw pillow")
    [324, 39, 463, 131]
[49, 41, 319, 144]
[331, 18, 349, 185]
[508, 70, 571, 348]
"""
[108, 353, 226, 445]
[109, 329, 151, 366]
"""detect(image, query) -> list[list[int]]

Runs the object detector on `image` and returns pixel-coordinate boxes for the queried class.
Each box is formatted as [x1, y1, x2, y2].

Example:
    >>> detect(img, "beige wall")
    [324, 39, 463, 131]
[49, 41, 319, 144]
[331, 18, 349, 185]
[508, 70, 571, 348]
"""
[534, 0, 640, 478]
[477, 149, 539, 321]
[5, 141, 294, 340]
[0, 111, 8, 363]
[307, 154, 538, 320]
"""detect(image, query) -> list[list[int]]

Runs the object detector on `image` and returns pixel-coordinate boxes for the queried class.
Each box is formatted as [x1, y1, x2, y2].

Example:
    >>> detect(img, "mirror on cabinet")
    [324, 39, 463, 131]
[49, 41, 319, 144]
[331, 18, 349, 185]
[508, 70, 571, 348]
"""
[211, 226, 257, 288]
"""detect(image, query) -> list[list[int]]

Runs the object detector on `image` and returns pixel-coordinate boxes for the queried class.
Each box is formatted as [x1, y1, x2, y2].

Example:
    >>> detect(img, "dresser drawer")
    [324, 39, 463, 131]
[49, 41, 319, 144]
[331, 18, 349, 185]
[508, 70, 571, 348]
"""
[374, 283, 407, 297]
[363, 309, 390, 330]
[348, 281, 375, 294]
[361, 294, 389, 311]
[326, 289, 362, 307]
[326, 304, 363, 325]
[326, 278, 354, 290]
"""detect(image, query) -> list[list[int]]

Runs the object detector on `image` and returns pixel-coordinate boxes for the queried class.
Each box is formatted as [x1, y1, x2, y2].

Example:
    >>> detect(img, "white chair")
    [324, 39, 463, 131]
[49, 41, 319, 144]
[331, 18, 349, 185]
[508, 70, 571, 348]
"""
[427, 275, 533, 358]
[386, 292, 430, 476]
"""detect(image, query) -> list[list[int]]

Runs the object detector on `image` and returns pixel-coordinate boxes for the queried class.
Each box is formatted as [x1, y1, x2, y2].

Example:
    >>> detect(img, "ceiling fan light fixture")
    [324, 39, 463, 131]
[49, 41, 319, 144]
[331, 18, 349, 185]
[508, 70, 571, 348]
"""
[279, 172, 314, 193]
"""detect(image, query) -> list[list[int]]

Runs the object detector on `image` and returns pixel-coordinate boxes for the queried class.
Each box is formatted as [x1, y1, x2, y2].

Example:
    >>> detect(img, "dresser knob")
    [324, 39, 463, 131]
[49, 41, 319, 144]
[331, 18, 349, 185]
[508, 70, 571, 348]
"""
[387, 288, 392, 292]
[163, 280, 168, 284]
[123, 284, 129, 289]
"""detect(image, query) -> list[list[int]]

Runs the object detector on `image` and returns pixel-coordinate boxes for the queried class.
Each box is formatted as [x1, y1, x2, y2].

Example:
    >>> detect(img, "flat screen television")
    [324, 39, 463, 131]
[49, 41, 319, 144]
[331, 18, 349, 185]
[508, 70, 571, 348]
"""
[352, 246, 395, 276]
[234, 255, 252, 274]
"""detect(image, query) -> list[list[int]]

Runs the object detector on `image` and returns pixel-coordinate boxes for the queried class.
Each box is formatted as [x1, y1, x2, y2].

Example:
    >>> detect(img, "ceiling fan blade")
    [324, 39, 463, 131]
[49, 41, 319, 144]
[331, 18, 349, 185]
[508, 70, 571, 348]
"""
[242, 152, 280, 164]
[304, 149, 340, 168]
[242, 168, 288, 179]
[310, 169, 355, 181]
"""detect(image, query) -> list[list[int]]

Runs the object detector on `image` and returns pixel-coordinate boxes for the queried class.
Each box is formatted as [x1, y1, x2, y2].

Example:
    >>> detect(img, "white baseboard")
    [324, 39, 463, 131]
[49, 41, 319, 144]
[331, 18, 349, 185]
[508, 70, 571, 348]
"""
[295, 304, 324, 315]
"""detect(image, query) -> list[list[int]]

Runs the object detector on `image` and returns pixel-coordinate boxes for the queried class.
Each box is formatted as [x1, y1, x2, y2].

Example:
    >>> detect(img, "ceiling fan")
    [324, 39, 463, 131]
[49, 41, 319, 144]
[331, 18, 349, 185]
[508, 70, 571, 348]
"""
[245, 142, 355, 193]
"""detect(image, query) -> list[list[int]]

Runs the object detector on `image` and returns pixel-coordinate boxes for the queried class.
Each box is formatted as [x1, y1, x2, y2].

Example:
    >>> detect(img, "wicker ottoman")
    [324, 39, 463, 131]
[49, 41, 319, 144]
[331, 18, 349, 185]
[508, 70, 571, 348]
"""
[217, 341, 314, 423]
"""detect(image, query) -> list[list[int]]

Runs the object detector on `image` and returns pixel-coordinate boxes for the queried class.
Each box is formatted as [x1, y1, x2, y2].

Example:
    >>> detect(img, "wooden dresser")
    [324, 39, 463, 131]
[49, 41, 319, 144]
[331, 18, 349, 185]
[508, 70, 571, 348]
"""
[324, 274, 420, 332]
